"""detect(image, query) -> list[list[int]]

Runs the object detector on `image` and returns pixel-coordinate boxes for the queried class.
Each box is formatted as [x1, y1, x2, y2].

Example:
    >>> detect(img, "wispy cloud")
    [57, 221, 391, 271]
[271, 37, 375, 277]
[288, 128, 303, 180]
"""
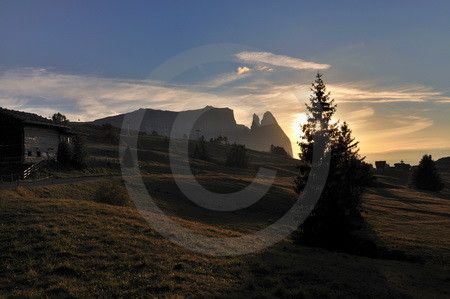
[203, 67, 253, 88]
[0, 69, 225, 121]
[367, 115, 433, 139]
[329, 83, 443, 103]
[1, 68, 449, 160]
[236, 66, 251, 75]
[235, 51, 331, 70]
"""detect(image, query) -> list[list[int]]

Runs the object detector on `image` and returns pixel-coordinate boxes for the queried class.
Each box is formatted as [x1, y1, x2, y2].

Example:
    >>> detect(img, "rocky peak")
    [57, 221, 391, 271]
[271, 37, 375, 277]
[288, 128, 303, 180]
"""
[260, 111, 277, 126]
[251, 113, 260, 129]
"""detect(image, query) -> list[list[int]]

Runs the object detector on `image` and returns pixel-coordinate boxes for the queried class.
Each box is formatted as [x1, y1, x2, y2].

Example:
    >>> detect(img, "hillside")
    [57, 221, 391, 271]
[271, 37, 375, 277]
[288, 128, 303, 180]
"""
[1, 179, 449, 297]
[436, 157, 450, 172]
[89, 106, 293, 156]
[0, 124, 449, 297]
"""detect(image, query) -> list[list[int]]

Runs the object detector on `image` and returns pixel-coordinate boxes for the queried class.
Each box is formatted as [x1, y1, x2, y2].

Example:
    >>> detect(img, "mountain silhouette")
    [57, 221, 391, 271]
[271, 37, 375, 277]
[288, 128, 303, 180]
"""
[436, 157, 450, 171]
[90, 106, 293, 156]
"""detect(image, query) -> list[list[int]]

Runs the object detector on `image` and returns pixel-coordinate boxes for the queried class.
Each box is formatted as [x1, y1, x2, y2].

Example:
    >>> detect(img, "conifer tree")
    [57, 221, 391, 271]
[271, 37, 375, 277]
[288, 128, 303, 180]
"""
[295, 73, 371, 242]
[412, 155, 444, 191]
[71, 134, 87, 168]
[57, 141, 72, 165]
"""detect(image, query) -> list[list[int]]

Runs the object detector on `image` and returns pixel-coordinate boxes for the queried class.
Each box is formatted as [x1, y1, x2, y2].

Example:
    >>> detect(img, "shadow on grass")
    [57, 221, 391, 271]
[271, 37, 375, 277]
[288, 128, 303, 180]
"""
[292, 210, 425, 265]
[234, 242, 410, 298]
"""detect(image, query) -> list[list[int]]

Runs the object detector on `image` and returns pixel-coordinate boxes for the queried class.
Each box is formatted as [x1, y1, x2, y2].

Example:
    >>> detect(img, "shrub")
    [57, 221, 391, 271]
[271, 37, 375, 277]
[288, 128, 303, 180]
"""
[94, 180, 129, 206]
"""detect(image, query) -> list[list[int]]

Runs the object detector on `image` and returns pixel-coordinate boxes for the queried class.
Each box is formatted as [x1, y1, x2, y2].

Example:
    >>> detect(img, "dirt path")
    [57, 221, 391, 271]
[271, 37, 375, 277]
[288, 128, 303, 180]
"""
[0, 175, 120, 191]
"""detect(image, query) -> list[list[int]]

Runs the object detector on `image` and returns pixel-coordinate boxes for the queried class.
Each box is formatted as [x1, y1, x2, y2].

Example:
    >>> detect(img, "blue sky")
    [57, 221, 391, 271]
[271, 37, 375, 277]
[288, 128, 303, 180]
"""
[1, 1, 450, 163]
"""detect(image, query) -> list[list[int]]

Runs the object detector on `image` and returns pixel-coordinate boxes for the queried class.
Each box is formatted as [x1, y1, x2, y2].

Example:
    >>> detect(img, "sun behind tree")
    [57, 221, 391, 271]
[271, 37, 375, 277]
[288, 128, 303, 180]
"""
[295, 73, 372, 245]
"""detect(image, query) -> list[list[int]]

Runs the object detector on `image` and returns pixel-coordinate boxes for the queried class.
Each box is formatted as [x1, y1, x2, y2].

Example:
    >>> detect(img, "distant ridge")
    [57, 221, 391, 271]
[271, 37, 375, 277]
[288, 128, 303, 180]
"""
[90, 106, 293, 156]
[436, 157, 450, 171]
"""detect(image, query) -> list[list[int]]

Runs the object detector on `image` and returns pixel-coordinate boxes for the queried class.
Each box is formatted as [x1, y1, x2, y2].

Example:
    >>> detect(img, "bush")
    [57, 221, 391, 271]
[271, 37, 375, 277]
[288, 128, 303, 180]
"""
[411, 155, 444, 191]
[94, 180, 129, 206]
[225, 143, 249, 168]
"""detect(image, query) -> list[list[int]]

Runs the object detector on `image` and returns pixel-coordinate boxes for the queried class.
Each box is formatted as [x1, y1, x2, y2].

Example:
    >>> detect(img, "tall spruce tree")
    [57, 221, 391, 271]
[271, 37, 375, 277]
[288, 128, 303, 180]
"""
[411, 155, 444, 191]
[295, 73, 371, 243]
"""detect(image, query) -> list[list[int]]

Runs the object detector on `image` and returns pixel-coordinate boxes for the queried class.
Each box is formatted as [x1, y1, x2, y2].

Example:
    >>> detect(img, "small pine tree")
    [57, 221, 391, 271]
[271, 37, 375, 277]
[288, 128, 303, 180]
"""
[411, 155, 444, 191]
[225, 143, 249, 168]
[57, 141, 72, 165]
[71, 134, 87, 168]
[122, 145, 134, 168]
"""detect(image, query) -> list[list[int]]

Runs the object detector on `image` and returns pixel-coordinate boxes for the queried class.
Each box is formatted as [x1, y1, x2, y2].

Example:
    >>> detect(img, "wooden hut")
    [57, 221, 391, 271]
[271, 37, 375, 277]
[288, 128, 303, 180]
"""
[0, 107, 75, 165]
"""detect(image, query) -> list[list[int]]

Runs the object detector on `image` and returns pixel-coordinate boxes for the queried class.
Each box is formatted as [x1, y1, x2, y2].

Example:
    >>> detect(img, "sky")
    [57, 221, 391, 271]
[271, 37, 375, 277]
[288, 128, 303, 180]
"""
[1, 1, 449, 164]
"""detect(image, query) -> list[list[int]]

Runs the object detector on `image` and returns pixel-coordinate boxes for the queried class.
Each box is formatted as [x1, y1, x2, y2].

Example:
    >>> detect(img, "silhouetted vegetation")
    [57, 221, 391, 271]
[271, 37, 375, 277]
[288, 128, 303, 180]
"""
[101, 123, 120, 144]
[270, 145, 289, 156]
[411, 155, 444, 191]
[122, 145, 134, 168]
[71, 134, 88, 168]
[193, 136, 209, 161]
[57, 141, 72, 165]
[225, 143, 249, 168]
[210, 135, 229, 144]
[295, 73, 372, 245]
[57, 134, 88, 168]
[52, 112, 69, 124]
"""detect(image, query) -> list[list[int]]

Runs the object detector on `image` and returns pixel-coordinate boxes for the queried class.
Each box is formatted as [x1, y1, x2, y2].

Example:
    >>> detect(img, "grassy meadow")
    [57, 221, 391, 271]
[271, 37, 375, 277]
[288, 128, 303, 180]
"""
[0, 125, 449, 297]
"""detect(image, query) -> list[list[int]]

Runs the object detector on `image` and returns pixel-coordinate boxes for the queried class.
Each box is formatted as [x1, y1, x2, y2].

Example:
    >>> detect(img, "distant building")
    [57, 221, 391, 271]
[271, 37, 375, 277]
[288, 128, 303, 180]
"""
[375, 161, 388, 171]
[0, 107, 75, 165]
[394, 160, 411, 171]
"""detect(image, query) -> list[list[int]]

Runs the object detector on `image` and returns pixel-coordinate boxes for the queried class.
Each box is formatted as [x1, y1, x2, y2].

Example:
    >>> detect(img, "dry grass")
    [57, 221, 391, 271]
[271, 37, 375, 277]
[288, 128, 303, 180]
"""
[1, 125, 449, 297]
[0, 172, 449, 297]
[363, 169, 450, 265]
